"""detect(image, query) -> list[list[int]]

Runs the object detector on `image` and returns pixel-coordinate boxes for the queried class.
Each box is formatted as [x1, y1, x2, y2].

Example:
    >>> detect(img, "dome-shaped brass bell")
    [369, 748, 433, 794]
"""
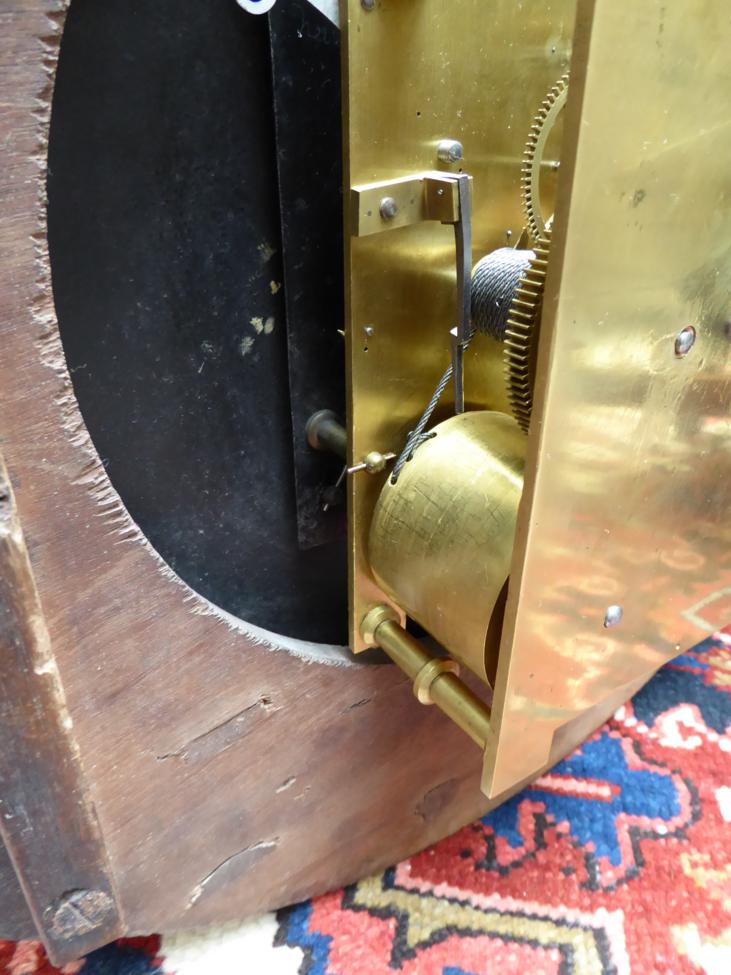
[368, 411, 525, 687]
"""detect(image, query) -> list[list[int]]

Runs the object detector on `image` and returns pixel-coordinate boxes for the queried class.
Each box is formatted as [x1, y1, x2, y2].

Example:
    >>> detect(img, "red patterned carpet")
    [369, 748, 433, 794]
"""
[1, 630, 730, 975]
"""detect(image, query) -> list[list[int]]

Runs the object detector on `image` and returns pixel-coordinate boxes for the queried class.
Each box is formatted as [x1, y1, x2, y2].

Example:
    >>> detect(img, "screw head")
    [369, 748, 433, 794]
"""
[437, 139, 464, 164]
[379, 196, 398, 220]
[603, 605, 623, 629]
[674, 325, 696, 357]
[363, 325, 375, 338]
[361, 0, 376, 11]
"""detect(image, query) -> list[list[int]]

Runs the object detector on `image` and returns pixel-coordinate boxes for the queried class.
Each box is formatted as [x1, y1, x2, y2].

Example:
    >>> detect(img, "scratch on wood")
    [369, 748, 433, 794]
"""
[336, 675, 410, 715]
[155, 696, 278, 763]
[340, 697, 372, 714]
[188, 839, 279, 908]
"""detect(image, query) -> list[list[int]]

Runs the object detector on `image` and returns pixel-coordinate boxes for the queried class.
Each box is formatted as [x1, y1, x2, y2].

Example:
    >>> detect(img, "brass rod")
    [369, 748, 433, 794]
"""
[371, 616, 491, 749]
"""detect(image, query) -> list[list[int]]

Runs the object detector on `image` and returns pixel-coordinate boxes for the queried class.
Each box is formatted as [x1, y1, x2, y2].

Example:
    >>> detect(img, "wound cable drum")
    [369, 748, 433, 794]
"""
[390, 246, 537, 484]
[471, 247, 534, 341]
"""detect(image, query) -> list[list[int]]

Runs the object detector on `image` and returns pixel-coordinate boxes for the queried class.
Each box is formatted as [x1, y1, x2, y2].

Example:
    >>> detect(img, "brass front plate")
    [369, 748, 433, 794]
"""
[342, 0, 575, 652]
[485, 0, 731, 797]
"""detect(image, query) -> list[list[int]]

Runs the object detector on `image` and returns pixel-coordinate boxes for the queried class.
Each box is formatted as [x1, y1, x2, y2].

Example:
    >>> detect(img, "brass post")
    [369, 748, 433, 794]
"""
[361, 606, 491, 749]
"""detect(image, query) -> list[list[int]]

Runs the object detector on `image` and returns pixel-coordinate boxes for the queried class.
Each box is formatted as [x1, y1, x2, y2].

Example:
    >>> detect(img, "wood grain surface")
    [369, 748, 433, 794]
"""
[0, 0, 488, 952]
[0, 458, 122, 962]
[0, 844, 35, 940]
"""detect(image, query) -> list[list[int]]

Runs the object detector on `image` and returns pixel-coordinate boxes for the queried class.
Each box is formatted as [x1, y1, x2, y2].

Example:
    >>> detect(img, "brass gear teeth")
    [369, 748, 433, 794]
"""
[503, 233, 551, 433]
[521, 73, 569, 246]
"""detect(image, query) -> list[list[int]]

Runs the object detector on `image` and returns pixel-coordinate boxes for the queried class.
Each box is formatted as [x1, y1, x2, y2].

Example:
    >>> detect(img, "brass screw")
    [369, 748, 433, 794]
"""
[437, 139, 464, 163]
[674, 325, 696, 357]
[379, 196, 398, 220]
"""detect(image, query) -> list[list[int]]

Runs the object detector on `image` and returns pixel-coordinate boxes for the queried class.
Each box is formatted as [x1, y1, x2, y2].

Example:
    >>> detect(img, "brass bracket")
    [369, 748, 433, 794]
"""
[350, 172, 470, 237]
[351, 172, 473, 413]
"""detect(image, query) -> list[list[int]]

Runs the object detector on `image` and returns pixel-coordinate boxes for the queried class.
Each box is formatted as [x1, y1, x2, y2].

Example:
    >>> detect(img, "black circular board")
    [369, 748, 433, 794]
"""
[47, 0, 347, 644]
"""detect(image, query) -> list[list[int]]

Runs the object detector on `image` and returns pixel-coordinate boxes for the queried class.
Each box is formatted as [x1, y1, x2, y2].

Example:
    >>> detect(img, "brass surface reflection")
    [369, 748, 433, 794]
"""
[484, 0, 731, 798]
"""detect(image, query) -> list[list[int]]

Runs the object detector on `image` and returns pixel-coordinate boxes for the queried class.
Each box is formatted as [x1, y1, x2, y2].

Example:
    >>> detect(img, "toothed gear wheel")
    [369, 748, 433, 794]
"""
[503, 233, 550, 433]
[521, 74, 569, 245]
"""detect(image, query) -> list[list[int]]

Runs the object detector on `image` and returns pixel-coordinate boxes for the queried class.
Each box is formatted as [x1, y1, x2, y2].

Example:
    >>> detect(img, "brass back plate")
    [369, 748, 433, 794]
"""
[342, 0, 575, 651]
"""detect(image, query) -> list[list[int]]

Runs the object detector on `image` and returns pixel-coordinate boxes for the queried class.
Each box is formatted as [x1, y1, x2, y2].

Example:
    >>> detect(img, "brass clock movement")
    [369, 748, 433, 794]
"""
[0, 0, 729, 963]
